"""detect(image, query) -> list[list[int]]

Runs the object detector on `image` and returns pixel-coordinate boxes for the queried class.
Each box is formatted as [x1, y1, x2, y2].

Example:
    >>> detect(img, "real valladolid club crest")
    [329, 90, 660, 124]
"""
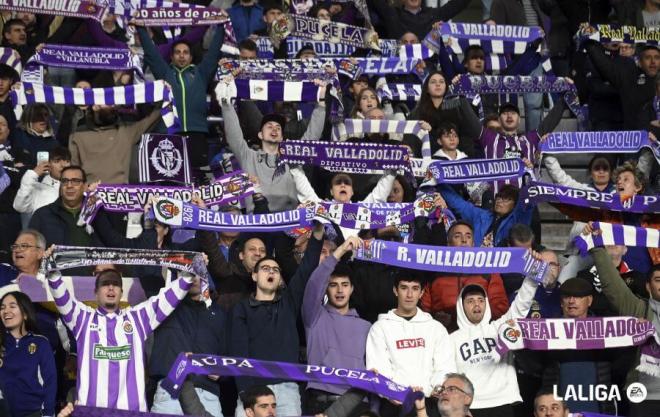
[151, 137, 183, 178]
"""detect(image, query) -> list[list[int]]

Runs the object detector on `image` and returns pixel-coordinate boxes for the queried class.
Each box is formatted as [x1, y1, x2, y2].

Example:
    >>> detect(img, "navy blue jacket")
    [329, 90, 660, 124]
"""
[230, 235, 323, 391]
[0, 332, 57, 417]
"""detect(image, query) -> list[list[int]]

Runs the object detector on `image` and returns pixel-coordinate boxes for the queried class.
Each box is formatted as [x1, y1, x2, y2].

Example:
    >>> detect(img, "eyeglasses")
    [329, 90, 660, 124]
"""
[432, 385, 468, 397]
[60, 178, 84, 185]
[259, 265, 281, 274]
[11, 243, 41, 251]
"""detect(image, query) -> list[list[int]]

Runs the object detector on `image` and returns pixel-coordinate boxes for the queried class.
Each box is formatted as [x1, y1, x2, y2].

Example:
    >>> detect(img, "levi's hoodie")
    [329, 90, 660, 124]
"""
[450, 278, 538, 409]
[366, 308, 456, 396]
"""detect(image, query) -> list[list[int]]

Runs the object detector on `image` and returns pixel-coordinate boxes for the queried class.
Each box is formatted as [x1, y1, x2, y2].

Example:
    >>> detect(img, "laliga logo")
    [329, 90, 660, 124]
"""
[553, 383, 647, 403]
[156, 200, 180, 220]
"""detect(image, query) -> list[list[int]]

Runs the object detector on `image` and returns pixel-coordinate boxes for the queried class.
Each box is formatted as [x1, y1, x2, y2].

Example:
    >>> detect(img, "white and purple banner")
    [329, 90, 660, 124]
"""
[162, 354, 422, 413]
[522, 181, 660, 213]
[277, 140, 413, 175]
[540, 130, 660, 164]
[269, 14, 380, 50]
[10, 81, 179, 131]
[573, 222, 660, 256]
[495, 317, 656, 356]
[132, 4, 230, 26]
[356, 239, 548, 282]
[138, 134, 192, 184]
[424, 22, 543, 55]
[78, 173, 254, 226]
[451, 75, 576, 95]
[152, 197, 310, 232]
[0, 47, 22, 76]
[580, 24, 660, 48]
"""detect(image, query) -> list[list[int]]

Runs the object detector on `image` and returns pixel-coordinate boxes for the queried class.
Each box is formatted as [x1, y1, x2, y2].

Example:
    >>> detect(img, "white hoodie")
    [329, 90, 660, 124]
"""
[450, 278, 538, 409]
[366, 309, 456, 396]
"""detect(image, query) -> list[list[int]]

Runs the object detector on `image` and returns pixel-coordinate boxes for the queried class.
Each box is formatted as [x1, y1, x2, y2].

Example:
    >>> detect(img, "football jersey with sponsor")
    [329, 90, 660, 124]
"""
[47, 272, 192, 411]
[479, 128, 539, 193]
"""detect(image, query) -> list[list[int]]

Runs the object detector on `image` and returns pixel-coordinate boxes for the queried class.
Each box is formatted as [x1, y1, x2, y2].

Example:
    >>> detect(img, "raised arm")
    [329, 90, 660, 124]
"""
[136, 26, 171, 79]
[542, 155, 589, 189]
[584, 41, 627, 90]
[286, 223, 324, 312]
[497, 276, 539, 325]
[300, 103, 327, 141]
[290, 166, 322, 203]
[197, 25, 225, 83]
[47, 269, 94, 339]
[537, 96, 567, 137]
[12, 168, 41, 213]
[221, 102, 254, 169]
[432, 0, 471, 21]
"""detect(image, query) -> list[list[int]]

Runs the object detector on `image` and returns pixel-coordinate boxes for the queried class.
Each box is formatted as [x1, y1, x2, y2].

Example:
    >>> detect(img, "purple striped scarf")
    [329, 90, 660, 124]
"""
[522, 181, 660, 213]
[0, 47, 22, 75]
[152, 197, 310, 232]
[0, 0, 105, 20]
[540, 130, 660, 165]
[286, 37, 357, 58]
[270, 14, 380, 50]
[277, 140, 413, 176]
[284, 0, 372, 28]
[162, 354, 422, 413]
[377, 83, 422, 102]
[424, 22, 543, 55]
[72, 405, 197, 417]
[332, 119, 431, 157]
[329, 56, 425, 80]
[78, 173, 253, 226]
[495, 317, 656, 357]
[355, 239, 549, 283]
[573, 222, 660, 256]
[10, 81, 179, 132]
[451, 74, 576, 95]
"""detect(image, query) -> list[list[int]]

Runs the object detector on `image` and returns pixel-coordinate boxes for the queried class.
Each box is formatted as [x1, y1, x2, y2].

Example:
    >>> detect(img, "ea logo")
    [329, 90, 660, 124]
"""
[626, 383, 647, 404]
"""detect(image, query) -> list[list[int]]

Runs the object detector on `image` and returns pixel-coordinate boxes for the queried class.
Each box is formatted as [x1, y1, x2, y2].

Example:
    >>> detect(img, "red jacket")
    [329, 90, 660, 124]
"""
[420, 274, 509, 331]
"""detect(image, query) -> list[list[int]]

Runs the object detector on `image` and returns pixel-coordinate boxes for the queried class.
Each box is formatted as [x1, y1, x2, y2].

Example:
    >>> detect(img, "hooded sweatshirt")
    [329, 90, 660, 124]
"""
[366, 308, 455, 396]
[449, 277, 538, 409]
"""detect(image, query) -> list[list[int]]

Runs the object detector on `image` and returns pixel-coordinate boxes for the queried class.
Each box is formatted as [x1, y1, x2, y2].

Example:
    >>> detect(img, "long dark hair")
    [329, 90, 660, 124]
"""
[0, 292, 39, 356]
[415, 71, 447, 124]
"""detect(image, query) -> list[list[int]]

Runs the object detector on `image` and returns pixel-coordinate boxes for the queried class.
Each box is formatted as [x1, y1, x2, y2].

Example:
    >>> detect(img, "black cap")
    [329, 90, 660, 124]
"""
[499, 102, 519, 115]
[461, 284, 486, 301]
[94, 269, 123, 290]
[260, 113, 286, 131]
[560, 278, 593, 298]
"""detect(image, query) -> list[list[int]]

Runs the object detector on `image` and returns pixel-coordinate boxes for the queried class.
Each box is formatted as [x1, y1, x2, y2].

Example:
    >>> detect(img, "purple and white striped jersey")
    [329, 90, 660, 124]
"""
[47, 272, 192, 411]
[478, 128, 540, 193]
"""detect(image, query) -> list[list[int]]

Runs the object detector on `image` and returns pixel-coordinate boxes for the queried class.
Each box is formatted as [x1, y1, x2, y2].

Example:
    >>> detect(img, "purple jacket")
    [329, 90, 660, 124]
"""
[302, 256, 371, 395]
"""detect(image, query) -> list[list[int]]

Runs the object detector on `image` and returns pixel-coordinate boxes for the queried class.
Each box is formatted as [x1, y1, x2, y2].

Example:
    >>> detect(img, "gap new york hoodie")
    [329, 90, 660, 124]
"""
[450, 277, 538, 409]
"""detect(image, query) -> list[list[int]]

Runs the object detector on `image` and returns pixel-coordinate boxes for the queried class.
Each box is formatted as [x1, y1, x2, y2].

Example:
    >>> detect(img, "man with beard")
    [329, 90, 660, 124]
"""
[69, 104, 161, 183]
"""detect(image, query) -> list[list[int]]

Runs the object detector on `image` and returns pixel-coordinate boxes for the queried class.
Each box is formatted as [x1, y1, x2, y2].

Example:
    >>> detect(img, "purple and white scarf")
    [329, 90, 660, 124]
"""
[377, 83, 422, 102]
[162, 354, 422, 413]
[71, 405, 197, 417]
[10, 81, 179, 132]
[398, 44, 434, 59]
[522, 181, 660, 213]
[138, 134, 192, 184]
[494, 316, 656, 356]
[451, 74, 576, 95]
[131, 4, 230, 26]
[277, 140, 413, 176]
[152, 196, 310, 232]
[27, 44, 142, 76]
[284, 0, 372, 28]
[573, 222, 660, 256]
[356, 239, 549, 282]
[424, 22, 543, 55]
[78, 172, 254, 226]
[329, 57, 426, 80]
[310, 194, 439, 230]
[638, 336, 660, 377]
[540, 130, 660, 165]
[423, 158, 529, 186]
[579, 24, 660, 49]
[286, 37, 357, 58]
[0, 47, 22, 76]
[0, 0, 105, 20]
[269, 14, 380, 50]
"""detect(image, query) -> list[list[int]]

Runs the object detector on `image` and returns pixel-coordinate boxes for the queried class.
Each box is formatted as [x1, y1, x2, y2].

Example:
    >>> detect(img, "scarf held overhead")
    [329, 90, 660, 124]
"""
[78, 172, 253, 226]
[10, 81, 179, 131]
[424, 22, 543, 55]
[27, 44, 143, 75]
[522, 181, 660, 213]
[573, 222, 660, 256]
[269, 14, 379, 50]
[161, 354, 423, 414]
[355, 239, 549, 283]
[0, 0, 105, 19]
[423, 158, 528, 185]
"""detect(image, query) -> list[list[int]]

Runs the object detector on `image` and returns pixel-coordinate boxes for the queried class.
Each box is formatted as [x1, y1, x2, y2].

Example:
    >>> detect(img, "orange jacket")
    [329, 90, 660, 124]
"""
[420, 274, 510, 331]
